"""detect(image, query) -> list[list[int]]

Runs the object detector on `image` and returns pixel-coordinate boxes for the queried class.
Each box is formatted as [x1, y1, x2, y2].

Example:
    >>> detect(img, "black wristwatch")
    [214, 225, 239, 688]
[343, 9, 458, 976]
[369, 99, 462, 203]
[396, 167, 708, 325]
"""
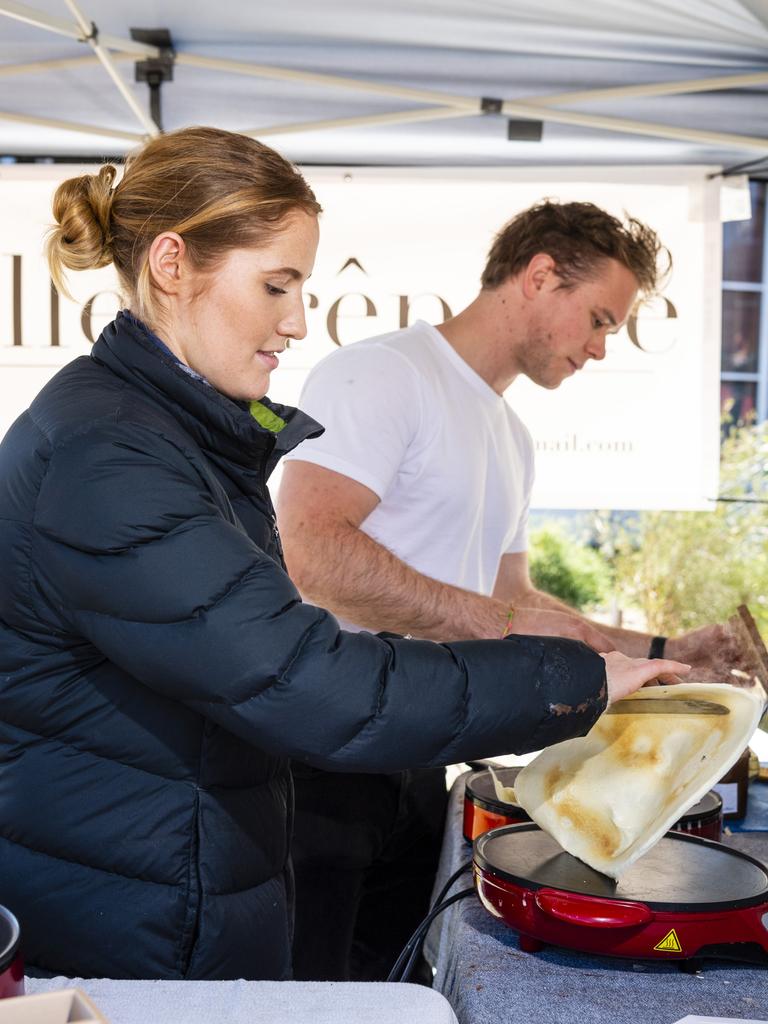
[648, 635, 667, 659]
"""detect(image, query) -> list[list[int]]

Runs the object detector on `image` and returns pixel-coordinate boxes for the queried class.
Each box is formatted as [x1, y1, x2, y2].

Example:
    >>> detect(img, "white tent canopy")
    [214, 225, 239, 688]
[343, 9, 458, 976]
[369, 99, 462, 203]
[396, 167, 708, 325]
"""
[0, 0, 767, 169]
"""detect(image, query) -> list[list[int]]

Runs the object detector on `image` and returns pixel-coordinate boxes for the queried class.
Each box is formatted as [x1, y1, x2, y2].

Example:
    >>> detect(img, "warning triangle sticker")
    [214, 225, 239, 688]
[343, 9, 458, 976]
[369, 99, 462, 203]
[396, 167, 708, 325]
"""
[654, 929, 682, 953]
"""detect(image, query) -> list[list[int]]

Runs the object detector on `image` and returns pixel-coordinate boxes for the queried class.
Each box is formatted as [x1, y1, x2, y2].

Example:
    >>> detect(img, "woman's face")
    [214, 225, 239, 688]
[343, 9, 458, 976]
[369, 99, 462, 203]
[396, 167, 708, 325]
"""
[162, 210, 319, 402]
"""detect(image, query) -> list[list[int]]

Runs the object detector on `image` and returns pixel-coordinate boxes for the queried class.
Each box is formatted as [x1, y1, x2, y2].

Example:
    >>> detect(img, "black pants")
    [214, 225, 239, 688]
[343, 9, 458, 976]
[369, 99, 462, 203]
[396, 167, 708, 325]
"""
[290, 765, 448, 982]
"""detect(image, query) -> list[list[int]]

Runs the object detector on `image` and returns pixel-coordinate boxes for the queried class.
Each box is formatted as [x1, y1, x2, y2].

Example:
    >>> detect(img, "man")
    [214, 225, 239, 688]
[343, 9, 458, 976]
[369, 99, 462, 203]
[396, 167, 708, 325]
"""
[276, 200, 733, 981]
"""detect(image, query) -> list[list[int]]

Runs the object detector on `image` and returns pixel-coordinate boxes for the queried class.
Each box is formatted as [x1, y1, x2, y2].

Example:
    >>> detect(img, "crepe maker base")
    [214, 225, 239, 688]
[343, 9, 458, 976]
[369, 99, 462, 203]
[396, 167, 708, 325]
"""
[473, 824, 768, 965]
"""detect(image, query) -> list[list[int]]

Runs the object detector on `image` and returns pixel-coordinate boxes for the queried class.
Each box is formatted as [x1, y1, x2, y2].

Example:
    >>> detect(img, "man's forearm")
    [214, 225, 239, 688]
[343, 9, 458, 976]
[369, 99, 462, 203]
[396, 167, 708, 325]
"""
[283, 521, 617, 651]
[284, 518, 509, 640]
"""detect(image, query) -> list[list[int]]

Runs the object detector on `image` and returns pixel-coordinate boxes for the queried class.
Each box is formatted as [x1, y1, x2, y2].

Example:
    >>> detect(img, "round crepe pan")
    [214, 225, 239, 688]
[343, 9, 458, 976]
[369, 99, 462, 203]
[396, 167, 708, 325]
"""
[473, 823, 768, 964]
[463, 768, 724, 843]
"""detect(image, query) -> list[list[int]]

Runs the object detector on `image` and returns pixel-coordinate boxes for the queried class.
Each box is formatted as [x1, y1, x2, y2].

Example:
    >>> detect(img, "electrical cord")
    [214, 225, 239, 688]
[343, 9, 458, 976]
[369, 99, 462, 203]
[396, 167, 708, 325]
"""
[387, 887, 475, 982]
[386, 860, 474, 983]
[431, 859, 473, 910]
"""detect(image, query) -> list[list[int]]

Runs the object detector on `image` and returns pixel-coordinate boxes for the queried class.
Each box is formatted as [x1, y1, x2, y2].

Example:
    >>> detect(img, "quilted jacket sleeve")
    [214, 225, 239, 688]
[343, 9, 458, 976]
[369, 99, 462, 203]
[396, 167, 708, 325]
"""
[31, 423, 607, 772]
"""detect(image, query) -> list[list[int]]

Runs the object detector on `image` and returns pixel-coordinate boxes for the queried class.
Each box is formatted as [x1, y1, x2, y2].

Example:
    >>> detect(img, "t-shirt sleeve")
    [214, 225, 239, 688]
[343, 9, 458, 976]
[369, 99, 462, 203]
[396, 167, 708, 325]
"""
[283, 342, 422, 500]
[504, 417, 535, 554]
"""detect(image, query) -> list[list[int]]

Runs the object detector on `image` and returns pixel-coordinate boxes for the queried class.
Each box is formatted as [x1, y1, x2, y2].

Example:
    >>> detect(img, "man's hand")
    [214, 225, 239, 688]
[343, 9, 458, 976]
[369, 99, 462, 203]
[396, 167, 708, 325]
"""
[508, 607, 615, 653]
[666, 623, 752, 683]
[602, 651, 691, 705]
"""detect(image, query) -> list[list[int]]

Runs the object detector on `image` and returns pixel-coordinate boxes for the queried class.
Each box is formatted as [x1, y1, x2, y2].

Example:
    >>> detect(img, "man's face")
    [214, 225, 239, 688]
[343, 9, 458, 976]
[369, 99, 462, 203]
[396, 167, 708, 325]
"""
[517, 257, 639, 390]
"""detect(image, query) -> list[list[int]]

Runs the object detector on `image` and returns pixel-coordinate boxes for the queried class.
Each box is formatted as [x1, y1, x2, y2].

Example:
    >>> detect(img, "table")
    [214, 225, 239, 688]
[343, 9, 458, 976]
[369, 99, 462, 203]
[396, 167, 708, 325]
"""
[24, 977, 458, 1024]
[426, 775, 768, 1024]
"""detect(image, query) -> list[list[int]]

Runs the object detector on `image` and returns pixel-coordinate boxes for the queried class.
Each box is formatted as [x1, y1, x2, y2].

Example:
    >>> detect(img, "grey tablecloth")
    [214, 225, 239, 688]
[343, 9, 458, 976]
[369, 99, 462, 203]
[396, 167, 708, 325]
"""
[426, 775, 768, 1024]
[25, 977, 458, 1024]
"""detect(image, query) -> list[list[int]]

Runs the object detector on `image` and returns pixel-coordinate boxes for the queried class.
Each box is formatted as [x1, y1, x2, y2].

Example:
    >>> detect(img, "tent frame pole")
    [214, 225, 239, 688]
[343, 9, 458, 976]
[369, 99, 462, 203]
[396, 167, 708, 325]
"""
[0, 109, 145, 142]
[61, 0, 159, 137]
[244, 106, 477, 138]
[0, 1, 157, 55]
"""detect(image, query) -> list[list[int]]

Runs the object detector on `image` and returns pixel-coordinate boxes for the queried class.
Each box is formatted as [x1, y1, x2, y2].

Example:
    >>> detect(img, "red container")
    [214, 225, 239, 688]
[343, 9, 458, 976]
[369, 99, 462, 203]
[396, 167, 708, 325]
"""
[0, 904, 23, 998]
[463, 768, 723, 844]
[463, 767, 526, 843]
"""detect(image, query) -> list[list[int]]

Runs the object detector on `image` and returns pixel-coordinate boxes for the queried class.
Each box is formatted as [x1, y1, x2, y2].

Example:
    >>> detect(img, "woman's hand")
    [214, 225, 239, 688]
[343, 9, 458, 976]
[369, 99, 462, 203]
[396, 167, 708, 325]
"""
[601, 650, 691, 705]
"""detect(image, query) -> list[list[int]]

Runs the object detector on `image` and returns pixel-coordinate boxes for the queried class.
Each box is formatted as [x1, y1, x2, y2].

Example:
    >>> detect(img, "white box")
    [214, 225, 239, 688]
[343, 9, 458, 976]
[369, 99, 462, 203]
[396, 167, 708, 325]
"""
[0, 988, 108, 1023]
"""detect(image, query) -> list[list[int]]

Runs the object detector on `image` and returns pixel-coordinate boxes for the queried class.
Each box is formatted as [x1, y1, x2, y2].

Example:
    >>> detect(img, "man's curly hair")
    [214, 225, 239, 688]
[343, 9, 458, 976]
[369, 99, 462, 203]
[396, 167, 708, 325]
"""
[481, 199, 670, 295]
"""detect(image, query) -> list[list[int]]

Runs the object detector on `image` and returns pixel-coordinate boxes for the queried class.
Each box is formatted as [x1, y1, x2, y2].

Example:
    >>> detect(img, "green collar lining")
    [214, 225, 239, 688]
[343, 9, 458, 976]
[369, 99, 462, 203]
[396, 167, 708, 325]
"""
[249, 400, 287, 433]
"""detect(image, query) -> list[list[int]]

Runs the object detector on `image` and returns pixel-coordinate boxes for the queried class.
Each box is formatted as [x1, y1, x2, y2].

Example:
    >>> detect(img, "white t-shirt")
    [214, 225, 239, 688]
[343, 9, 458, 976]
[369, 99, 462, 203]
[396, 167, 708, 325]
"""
[284, 320, 534, 617]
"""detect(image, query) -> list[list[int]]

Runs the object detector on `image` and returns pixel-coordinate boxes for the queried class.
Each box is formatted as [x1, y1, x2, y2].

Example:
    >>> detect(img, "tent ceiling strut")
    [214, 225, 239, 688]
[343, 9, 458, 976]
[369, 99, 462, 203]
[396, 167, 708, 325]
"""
[0, 1, 765, 153]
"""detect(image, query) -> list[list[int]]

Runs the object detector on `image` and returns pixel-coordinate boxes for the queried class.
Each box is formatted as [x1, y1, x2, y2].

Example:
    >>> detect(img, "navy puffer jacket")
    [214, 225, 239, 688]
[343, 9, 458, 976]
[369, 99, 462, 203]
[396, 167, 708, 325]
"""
[0, 313, 607, 980]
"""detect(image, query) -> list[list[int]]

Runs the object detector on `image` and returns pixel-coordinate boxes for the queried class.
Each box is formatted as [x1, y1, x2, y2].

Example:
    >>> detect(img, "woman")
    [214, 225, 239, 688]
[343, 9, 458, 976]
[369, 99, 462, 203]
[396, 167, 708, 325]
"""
[0, 127, 687, 981]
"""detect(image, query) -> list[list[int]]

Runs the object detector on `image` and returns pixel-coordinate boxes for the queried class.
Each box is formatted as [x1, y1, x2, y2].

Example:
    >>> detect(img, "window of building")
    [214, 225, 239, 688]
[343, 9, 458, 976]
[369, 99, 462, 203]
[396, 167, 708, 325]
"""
[722, 180, 767, 425]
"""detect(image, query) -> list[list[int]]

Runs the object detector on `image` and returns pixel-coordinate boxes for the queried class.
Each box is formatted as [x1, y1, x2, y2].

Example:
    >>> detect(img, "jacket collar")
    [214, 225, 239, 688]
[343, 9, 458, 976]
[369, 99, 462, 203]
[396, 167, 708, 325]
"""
[91, 312, 323, 474]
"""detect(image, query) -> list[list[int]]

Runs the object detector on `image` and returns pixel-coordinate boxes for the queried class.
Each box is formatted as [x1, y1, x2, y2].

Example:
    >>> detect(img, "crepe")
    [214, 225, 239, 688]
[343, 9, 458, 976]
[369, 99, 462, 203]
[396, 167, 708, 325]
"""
[488, 765, 518, 804]
[514, 682, 765, 879]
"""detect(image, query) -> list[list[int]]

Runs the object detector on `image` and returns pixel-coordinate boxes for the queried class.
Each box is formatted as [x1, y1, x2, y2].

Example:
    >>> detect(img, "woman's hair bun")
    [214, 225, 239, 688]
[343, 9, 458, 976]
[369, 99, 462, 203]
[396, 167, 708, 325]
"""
[44, 127, 321, 320]
[46, 164, 117, 291]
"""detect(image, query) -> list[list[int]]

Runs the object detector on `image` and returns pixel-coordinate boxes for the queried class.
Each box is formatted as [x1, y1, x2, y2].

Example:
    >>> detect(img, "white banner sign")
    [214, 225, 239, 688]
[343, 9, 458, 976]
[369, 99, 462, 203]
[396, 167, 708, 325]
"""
[0, 164, 722, 509]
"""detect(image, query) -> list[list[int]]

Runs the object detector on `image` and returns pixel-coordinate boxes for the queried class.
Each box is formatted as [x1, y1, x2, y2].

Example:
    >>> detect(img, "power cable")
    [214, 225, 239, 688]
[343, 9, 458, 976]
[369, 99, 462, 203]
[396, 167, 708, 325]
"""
[386, 860, 474, 983]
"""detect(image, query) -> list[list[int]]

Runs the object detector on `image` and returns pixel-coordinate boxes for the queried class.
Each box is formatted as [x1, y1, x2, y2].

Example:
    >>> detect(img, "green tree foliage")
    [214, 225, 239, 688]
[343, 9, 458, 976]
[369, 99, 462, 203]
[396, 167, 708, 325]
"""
[529, 526, 611, 611]
[613, 419, 768, 634]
